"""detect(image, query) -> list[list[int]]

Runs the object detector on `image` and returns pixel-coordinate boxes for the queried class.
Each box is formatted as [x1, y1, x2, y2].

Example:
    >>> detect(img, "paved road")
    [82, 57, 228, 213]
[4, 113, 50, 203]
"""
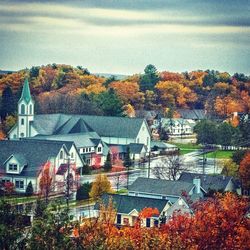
[80, 150, 222, 189]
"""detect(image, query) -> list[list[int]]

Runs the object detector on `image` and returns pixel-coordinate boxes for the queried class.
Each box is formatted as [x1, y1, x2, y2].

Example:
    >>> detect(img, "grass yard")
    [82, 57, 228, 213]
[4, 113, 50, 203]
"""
[205, 150, 235, 159]
[169, 142, 201, 155]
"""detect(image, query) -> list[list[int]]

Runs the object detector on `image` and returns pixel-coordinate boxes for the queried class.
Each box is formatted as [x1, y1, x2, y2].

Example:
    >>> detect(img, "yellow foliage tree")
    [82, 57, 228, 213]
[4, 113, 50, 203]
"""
[89, 174, 113, 200]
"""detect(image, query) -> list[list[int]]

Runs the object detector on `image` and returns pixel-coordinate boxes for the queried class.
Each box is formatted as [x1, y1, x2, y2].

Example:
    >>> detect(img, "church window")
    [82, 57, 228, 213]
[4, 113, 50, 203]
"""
[21, 104, 25, 114]
[21, 118, 24, 125]
[29, 104, 32, 114]
[60, 151, 64, 159]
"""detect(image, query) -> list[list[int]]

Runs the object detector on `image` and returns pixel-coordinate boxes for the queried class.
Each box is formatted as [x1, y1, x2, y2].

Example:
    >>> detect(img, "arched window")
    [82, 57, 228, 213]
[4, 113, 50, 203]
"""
[60, 151, 64, 159]
[21, 104, 25, 114]
[29, 104, 32, 114]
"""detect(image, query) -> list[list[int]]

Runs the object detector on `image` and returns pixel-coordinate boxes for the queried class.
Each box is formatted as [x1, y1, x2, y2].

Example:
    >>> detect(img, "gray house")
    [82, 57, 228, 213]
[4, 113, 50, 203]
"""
[0, 139, 84, 193]
[179, 172, 240, 194]
[128, 177, 204, 202]
[95, 193, 175, 227]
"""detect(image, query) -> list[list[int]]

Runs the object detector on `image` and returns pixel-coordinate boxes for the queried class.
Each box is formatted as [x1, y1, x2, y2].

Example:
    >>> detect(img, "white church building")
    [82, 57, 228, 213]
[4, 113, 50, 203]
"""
[9, 79, 151, 160]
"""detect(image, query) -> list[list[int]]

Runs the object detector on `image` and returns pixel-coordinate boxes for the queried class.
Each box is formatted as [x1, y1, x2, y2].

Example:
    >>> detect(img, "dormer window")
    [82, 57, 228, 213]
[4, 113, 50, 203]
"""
[9, 164, 18, 171]
[97, 146, 102, 152]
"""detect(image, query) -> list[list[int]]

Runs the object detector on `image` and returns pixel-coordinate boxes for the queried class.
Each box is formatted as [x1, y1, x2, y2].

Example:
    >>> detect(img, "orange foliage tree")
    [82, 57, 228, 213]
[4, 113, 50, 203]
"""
[39, 161, 53, 204]
[72, 193, 249, 249]
[239, 152, 250, 192]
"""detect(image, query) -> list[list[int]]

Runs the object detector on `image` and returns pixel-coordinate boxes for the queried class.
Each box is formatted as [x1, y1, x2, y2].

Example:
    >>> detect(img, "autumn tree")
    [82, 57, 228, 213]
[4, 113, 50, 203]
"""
[89, 174, 113, 200]
[221, 159, 239, 178]
[239, 152, 250, 192]
[39, 162, 53, 204]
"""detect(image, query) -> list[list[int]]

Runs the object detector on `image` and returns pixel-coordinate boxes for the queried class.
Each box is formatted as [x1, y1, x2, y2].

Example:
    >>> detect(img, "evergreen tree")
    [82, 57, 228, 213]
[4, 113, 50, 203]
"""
[104, 152, 112, 172]
[0, 86, 15, 119]
[76, 182, 92, 200]
[124, 147, 132, 168]
[81, 164, 90, 174]
[25, 181, 34, 196]
[140, 64, 159, 91]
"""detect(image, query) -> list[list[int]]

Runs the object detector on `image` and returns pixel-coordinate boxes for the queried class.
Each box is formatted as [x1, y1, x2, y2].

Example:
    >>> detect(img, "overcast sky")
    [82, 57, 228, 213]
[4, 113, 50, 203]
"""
[0, 0, 249, 75]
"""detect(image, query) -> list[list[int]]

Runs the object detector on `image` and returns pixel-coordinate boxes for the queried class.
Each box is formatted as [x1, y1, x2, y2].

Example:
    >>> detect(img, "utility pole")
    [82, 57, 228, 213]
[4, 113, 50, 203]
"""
[66, 157, 70, 209]
[148, 151, 151, 178]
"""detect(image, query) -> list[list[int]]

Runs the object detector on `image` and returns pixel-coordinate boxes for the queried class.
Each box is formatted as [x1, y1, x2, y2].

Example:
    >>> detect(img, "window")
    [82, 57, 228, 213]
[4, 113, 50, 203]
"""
[154, 219, 159, 227]
[117, 214, 121, 224]
[21, 104, 25, 114]
[86, 159, 91, 165]
[82, 148, 85, 153]
[137, 138, 140, 143]
[15, 180, 24, 189]
[146, 218, 151, 228]
[20, 133, 24, 138]
[60, 151, 64, 159]
[146, 137, 149, 146]
[9, 164, 18, 171]
[71, 152, 74, 158]
[29, 104, 32, 114]
[2, 179, 10, 185]
[21, 118, 24, 125]
[97, 146, 102, 152]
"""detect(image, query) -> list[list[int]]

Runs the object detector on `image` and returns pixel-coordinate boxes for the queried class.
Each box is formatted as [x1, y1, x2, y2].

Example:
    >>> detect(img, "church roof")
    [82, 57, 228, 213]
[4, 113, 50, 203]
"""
[19, 78, 33, 104]
[31, 114, 145, 139]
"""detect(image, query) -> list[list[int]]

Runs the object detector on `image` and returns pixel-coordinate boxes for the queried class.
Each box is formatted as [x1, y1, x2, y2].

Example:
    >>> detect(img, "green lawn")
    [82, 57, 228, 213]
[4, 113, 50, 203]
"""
[205, 150, 235, 159]
[169, 143, 201, 155]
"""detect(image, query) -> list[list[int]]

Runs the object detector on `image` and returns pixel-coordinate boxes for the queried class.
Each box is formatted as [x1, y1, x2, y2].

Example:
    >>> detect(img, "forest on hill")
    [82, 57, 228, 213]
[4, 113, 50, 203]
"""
[0, 64, 249, 136]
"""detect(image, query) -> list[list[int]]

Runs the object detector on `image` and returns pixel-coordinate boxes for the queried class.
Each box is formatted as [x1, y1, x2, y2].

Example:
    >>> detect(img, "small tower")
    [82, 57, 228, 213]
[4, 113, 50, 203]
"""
[17, 79, 34, 138]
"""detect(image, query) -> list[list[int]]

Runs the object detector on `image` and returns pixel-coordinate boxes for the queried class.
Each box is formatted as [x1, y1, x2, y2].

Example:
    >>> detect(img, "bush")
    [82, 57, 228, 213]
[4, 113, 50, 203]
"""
[76, 182, 92, 200]
[25, 181, 33, 196]
[82, 164, 91, 174]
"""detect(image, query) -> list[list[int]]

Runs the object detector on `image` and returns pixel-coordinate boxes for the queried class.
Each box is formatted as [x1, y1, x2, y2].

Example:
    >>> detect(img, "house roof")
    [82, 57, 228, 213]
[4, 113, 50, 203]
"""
[176, 109, 206, 120]
[95, 193, 170, 215]
[19, 78, 33, 104]
[128, 143, 146, 154]
[31, 114, 145, 139]
[0, 139, 71, 177]
[178, 172, 232, 192]
[33, 132, 101, 148]
[128, 177, 194, 197]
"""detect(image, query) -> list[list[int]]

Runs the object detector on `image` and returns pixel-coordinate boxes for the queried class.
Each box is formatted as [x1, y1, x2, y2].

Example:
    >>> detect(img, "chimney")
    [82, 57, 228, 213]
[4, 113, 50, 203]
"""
[193, 177, 201, 194]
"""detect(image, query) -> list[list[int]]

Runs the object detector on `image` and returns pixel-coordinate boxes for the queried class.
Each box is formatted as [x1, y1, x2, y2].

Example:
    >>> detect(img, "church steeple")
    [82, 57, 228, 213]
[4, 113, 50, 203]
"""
[19, 78, 32, 104]
[17, 79, 35, 138]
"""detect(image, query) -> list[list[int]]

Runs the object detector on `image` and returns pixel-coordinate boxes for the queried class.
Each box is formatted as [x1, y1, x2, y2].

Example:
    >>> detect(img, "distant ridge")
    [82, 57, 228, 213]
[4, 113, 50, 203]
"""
[0, 70, 16, 75]
[93, 72, 129, 80]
